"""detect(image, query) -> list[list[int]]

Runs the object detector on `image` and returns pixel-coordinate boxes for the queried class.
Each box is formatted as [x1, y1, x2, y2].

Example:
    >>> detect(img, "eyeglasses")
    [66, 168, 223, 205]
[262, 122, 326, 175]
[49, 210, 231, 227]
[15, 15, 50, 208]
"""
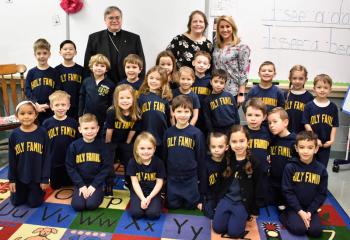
[107, 16, 121, 21]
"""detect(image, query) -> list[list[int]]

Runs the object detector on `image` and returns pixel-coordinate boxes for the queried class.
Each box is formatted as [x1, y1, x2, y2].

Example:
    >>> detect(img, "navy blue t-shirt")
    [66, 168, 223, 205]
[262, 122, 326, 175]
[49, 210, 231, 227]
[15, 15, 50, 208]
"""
[172, 88, 201, 109]
[117, 78, 143, 91]
[284, 90, 314, 134]
[302, 100, 339, 144]
[192, 74, 212, 106]
[127, 156, 166, 196]
[42, 116, 79, 168]
[246, 85, 285, 112]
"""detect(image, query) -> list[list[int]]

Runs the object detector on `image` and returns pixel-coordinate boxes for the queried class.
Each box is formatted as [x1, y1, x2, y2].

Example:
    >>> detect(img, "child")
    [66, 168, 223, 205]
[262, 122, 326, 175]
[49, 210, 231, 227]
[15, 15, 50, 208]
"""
[55, 40, 85, 120]
[42, 90, 79, 189]
[202, 132, 228, 219]
[245, 61, 285, 113]
[164, 95, 206, 209]
[212, 125, 260, 238]
[25, 38, 60, 124]
[79, 54, 116, 129]
[156, 50, 178, 89]
[171, 66, 200, 126]
[203, 69, 240, 134]
[138, 66, 172, 158]
[302, 74, 338, 167]
[127, 132, 166, 219]
[192, 51, 212, 134]
[8, 101, 50, 207]
[280, 131, 328, 238]
[65, 113, 112, 211]
[118, 54, 143, 91]
[268, 107, 296, 209]
[244, 98, 270, 207]
[105, 84, 139, 194]
[284, 65, 313, 134]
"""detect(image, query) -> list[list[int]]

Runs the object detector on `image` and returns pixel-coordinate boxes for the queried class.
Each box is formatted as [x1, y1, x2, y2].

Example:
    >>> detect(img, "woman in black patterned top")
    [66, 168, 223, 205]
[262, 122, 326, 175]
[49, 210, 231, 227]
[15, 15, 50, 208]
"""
[167, 10, 213, 70]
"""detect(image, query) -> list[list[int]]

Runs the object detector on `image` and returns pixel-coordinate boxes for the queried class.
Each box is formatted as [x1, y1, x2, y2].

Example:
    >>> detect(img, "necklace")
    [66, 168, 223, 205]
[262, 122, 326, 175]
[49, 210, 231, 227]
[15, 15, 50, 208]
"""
[108, 34, 120, 53]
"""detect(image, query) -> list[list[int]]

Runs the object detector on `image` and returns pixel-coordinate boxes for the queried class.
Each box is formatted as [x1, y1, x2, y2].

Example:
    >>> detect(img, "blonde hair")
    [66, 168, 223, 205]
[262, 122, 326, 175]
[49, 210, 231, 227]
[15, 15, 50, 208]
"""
[314, 74, 333, 87]
[123, 54, 143, 69]
[268, 107, 289, 120]
[216, 16, 240, 48]
[133, 132, 157, 165]
[79, 113, 98, 125]
[33, 38, 51, 53]
[139, 66, 173, 101]
[179, 66, 195, 81]
[49, 90, 71, 105]
[111, 84, 139, 122]
[89, 54, 111, 71]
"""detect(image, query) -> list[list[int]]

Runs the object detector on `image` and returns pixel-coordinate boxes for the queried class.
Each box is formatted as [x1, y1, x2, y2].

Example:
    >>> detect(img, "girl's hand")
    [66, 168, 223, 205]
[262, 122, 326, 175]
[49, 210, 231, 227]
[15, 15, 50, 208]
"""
[298, 210, 310, 229]
[317, 139, 323, 147]
[87, 185, 96, 197]
[9, 183, 16, 193]
[197, 203, 203, 211]
[323, 141, 333, 148]
[141, 198, 148, 209]
[79, 186, 89, 199]
[40, 183, 49, 191]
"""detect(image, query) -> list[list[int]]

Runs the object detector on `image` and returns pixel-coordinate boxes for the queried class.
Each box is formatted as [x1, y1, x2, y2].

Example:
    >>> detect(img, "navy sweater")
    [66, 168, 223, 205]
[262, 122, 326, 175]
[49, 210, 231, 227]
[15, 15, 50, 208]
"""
[192, 73, 212, 106]
[138, 92, 170, 146]
[203, 91, 240, 132]
[65, 138, 112, 188]
[246, 85, 285, 112]
[78, 76, 115, 125]
[282, 158, 328, 213]
[269, 133, 296, 184]
[204, 155, 225, 199]
[117, 78, 143, 91]
[172, 88, 201, 109]
[42, 117, 79, 168]
[284, 90, 314, 134]
[8, 127, 50, 184]
[302, 100, 339, 144]
[25, 66, 60, 104]
[163, 125, 206, 192]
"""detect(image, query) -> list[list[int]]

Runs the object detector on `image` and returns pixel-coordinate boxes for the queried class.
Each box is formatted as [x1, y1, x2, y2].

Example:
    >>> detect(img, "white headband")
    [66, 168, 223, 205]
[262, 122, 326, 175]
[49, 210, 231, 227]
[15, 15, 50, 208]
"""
[15, 100, 36, 113]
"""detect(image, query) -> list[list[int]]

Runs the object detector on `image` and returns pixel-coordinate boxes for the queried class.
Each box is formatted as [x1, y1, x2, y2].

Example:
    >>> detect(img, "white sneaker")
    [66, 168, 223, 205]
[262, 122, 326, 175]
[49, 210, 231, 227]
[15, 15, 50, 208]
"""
[278, 205, 286, 211]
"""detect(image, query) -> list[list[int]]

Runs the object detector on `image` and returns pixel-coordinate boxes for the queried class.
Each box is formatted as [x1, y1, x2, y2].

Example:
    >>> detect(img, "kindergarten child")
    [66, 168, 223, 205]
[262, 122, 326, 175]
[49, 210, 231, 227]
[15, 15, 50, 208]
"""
[79, 54, 115, 129]
[268, 107, 296, 209]
[302, 74, 338, 167]
[156, 50, 178, 89]
[171, 66, 200, 126]
[127, 132, 166, 219]
[202, 132, 228, 219]
[42, 90, 79, 189]
[203, 69, 240, 134]
[164, 95, 206, 209]
[118, 54, 144, 91]
[280, 131, 328, 238]
[138, 66, 172, 158]
[55, 40, 85, 120]
[245, 61, 285, 113]
[8, 101, 50, 207]
[284, 65, 313, 134]
[212, 125, 261, 238]
[104, 84, 139, 194]
[25, 38, 60, 124]
[65, 114, 112, 211]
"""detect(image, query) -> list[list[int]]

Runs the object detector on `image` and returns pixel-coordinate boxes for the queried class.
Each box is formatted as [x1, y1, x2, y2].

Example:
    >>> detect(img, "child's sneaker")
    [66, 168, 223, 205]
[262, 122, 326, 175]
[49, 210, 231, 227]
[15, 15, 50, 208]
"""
[278, 205, 286, 211]
[104, 184, 114, 198]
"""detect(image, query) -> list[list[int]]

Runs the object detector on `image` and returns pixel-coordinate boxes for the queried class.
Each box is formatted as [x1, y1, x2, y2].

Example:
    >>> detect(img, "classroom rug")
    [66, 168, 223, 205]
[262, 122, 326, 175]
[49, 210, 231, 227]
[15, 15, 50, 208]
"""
[0, 165, 348, 240]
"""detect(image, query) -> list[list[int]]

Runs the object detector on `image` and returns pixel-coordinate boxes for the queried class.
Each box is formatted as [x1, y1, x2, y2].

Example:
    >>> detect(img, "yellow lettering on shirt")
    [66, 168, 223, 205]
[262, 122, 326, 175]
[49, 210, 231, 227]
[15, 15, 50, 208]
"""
[114, 121, 134, 129]
[293, 171, 320, 185]
[15, 142, 25, 155]
[26, 142, 43, 154]
[192, 86, 211, 95]
[75, 152, 100, 164]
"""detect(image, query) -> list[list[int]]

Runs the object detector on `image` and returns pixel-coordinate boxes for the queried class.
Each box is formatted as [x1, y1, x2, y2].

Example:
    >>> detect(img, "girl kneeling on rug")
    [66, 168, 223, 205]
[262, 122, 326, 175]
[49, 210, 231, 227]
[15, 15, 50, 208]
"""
[212, 125, 262, 238]
[127, 132, 166, 219]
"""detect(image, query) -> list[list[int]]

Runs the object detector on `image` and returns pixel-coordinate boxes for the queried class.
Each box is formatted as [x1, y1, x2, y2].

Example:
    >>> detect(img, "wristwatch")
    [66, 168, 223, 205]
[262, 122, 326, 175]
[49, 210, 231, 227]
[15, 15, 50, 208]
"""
[238, 92, 244, 96]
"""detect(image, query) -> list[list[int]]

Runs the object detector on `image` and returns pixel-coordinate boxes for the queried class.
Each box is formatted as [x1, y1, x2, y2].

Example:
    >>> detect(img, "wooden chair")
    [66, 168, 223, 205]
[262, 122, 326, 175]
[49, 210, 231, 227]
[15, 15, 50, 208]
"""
[0, 64, 27, 132]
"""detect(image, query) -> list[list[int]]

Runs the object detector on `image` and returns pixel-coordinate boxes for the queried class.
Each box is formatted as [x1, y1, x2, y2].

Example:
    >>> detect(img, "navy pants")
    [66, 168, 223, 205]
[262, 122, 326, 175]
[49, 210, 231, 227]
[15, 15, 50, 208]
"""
[167, 175, 199, 209]
[50, 166, 72, 189]
[71, 186, 104, 211]
[129, 191, 161, 220]
[10, 181, 45, 208]
[316, 146, 331, 168]
[213, 197, 248, 238]
[279, 209, 322, 237]
[269, 180, 285, 206]
[203, 198, 218, 219]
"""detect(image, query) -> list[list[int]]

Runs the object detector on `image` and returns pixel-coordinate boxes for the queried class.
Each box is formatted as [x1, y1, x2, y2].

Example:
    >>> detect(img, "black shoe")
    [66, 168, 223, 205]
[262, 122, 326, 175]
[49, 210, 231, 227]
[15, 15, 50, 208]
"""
[104, 185, 114, 198]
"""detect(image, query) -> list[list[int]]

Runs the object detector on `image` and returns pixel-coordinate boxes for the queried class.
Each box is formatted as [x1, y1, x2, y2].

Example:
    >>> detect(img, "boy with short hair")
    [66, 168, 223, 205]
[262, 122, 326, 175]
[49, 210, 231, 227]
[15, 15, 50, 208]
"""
[118, 54, 143, 91]
[192, 51, 212, 134]
[244, 98, 270, 207]
[164, 95, 206, 209]
[280, 131, 328, 238]
[25, 38, 60, 124]
[42, 90, 79, 189]
[55, 40, 85, 120]
[65, 113, 112, 211]
[268, 107, 296, 209]
[203, 69, 240, 134]
[302, 74, 338, 167]
[79, 54, 115, 129]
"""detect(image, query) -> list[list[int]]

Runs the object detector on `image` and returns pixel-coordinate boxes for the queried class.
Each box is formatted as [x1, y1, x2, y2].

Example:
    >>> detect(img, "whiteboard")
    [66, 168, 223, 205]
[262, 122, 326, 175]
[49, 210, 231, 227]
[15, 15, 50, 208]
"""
[208, 0, 350, 83]
[0, 0, 66, 69]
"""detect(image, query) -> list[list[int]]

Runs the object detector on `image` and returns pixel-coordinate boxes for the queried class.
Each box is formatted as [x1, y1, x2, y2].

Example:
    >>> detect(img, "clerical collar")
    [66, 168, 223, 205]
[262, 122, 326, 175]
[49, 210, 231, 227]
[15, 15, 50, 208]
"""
[107, 29, 121, 36]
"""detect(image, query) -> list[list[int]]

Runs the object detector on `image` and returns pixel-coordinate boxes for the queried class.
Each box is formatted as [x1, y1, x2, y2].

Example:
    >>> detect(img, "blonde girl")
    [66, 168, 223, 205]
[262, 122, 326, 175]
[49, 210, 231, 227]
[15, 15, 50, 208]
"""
[126, 132, 166, 219]
[284, 65, 313, 134]
[156, 50, 178, 89]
